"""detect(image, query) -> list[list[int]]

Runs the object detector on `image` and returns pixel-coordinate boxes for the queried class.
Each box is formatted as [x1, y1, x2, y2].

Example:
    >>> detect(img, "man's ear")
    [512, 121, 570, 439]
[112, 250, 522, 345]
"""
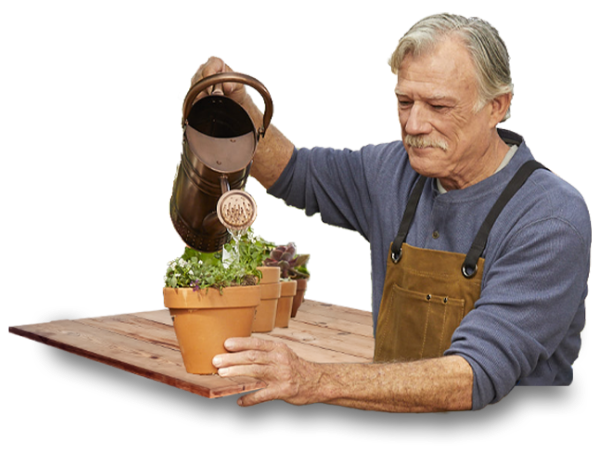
[489, 92, 512, 127]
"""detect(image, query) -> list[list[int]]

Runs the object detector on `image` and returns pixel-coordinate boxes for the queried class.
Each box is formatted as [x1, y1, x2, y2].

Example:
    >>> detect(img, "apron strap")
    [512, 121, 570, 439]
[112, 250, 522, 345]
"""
[390, 175, 427, 263]
[461, 160, 548, 278]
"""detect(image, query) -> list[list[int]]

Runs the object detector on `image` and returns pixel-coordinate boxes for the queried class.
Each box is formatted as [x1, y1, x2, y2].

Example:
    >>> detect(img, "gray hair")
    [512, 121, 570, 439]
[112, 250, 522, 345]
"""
[389, 13, 513, 121]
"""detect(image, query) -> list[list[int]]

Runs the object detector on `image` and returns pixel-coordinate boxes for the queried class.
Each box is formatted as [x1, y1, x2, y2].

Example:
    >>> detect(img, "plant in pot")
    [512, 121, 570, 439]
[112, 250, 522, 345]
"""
[263, 243, 310, 327]
[163, 244, 262, 375]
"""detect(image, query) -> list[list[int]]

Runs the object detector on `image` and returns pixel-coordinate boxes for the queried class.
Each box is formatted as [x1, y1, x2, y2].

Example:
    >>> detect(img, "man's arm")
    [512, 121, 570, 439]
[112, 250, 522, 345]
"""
[190, 57, 294, 189]
[323, 355, 473, 412]
[246, 100, 295, 190]
[214, 337, 473, 412]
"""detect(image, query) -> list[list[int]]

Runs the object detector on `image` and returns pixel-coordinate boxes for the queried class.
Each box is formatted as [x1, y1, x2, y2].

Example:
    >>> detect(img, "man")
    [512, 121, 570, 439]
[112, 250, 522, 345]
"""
[192, 14, 590, 411]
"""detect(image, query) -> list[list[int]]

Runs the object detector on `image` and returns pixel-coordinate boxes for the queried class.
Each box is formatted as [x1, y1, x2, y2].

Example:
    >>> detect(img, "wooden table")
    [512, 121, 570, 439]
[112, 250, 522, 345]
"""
[9, 300, 374, 398]
[8, 299, 585, 441]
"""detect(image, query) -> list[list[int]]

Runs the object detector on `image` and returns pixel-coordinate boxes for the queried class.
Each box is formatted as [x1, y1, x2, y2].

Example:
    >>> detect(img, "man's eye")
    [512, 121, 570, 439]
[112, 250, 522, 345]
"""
[432, 105, 447, 110]
[398, 101, 412, 107]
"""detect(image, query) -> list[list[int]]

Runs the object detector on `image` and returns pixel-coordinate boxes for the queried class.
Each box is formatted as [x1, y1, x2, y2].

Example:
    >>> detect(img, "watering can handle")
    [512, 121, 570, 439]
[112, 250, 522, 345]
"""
[181, 72, 273, 139]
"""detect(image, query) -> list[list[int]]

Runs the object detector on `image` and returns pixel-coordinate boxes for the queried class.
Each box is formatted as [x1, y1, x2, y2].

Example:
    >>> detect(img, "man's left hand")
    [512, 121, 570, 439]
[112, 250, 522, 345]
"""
[213, 337, 321, 406]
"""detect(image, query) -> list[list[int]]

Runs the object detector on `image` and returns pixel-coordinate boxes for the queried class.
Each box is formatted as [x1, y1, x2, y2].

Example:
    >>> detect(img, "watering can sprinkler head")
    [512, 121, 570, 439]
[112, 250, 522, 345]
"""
[217, 190, 257, 232]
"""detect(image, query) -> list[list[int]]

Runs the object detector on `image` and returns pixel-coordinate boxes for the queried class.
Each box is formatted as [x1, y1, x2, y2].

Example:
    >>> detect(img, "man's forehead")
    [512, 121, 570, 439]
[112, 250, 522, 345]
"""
[394, 39, 477, 99]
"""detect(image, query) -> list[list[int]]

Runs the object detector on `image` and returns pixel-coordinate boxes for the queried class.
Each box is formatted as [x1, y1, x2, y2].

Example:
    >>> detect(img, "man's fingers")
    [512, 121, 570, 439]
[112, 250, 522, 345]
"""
[224, 336, 277, 353]
[211, 85, 224, 95]
[201, 56, 226, 78]
[189, 57, 248, 108]
[203, 58, 239, 95]
[190, 57, 228, 98]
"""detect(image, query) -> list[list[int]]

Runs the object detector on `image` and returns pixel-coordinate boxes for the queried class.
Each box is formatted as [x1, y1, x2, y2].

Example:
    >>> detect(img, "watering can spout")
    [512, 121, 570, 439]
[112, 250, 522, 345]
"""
[169, 72, 273, 252]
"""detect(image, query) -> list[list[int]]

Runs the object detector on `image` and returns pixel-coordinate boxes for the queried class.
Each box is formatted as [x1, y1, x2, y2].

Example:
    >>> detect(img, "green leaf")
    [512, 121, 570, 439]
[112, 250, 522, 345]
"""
[182, 247, 200, 261]
[294, 254, 310, 267]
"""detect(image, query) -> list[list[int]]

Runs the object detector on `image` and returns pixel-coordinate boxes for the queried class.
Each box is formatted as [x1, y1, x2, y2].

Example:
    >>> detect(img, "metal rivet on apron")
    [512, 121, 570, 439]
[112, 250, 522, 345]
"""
[432, 230, 440, 239]
[462, 264, 478, 278]
[443, 297, 448, 304]
[426, 294, 432, 301]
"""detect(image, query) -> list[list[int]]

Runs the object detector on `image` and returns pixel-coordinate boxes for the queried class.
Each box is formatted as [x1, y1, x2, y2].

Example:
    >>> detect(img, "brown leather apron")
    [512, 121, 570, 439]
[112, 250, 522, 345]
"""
[374, 161, 546, 363]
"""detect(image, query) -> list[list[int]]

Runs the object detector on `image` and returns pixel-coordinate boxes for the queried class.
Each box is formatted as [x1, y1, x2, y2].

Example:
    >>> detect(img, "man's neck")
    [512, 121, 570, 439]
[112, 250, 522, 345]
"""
[437, 140, 516, 193]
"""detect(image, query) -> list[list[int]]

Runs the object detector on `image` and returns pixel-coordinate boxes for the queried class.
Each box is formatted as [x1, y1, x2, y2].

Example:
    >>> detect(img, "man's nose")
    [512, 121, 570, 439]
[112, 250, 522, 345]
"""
[404, 103, 432, 135]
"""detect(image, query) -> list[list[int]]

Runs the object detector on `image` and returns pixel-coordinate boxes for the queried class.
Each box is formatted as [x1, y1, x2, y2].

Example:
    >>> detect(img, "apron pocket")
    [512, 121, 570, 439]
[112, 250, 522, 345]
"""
[376, 283, 466, 362]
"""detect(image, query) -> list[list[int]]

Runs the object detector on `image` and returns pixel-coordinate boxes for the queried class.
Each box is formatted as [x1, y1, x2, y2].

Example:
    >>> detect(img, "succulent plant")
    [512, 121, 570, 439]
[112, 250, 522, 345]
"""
[263, 243, 310, 280]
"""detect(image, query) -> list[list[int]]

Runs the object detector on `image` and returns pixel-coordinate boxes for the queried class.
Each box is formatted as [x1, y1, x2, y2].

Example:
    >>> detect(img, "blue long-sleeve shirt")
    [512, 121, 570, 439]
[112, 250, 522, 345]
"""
[267, 129, 591, 409]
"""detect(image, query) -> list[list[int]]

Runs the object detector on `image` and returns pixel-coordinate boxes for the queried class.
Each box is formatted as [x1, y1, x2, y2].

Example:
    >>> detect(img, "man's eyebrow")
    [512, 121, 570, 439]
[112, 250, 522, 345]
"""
[394, 90, 455, 102]
[427, 95, 454, 101]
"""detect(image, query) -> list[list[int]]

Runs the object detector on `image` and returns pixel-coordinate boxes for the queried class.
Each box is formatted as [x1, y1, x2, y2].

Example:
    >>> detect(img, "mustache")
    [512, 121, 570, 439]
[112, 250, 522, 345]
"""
[404, 134, 449, 151]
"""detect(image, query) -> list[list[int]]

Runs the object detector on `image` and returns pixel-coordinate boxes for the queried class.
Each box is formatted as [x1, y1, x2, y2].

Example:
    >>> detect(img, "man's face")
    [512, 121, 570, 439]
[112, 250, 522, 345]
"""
[396, 37, 497, 189]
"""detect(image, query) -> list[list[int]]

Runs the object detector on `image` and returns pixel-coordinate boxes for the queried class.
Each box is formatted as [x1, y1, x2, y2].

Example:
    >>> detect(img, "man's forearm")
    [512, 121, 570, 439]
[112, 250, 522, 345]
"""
[243, 99, 294, 189]
[303, 355, 473, 412]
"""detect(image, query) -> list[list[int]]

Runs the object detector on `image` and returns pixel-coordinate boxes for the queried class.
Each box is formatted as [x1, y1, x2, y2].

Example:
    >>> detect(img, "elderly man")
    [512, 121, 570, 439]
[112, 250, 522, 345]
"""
[193, 13, 590, 411]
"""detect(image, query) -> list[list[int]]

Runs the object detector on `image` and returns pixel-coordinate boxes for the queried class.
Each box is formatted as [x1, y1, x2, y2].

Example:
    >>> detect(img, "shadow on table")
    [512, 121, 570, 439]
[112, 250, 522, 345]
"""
[25, 343, 585, 441]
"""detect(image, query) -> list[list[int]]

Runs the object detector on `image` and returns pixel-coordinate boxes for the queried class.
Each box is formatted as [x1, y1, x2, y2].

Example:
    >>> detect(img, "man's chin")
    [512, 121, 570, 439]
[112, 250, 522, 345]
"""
[407, 151, 444, 178]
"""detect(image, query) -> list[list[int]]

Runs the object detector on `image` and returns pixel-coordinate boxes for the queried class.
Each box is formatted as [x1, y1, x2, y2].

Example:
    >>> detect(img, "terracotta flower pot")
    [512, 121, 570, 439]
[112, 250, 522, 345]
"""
[291, 278, 308, 317]
[257, 266, 281, 284]
[163, 285, 261, 374]
[275, 280, 298, 328]
[252, 266, 281, 333]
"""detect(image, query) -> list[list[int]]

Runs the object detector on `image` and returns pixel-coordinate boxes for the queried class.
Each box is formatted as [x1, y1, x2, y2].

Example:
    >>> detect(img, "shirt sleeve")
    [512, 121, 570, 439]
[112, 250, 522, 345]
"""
[445, 216, 591, 410]
[267, 146, 376, 240]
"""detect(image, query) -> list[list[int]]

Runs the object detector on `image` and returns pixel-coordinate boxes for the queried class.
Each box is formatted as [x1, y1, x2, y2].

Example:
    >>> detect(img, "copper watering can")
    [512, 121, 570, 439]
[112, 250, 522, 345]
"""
[170, 72, 273, 252]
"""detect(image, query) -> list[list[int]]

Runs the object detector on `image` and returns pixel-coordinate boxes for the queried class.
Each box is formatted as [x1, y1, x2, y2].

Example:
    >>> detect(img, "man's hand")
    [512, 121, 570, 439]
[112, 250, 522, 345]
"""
[213, 337, 323, 407]
[213, 337, 473, 411]
[190, 57, 250, 107]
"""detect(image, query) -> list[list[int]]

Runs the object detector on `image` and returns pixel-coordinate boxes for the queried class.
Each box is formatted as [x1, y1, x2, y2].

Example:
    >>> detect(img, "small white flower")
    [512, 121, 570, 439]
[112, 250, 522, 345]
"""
[189, 270, 194, 275]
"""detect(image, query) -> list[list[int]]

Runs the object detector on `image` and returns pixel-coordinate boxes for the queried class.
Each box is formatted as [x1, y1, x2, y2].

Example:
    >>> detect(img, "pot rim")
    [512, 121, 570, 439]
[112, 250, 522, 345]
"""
[256, 266, 281, 284]
[280, 279, 298, 296]
[164, 285, 261, 309]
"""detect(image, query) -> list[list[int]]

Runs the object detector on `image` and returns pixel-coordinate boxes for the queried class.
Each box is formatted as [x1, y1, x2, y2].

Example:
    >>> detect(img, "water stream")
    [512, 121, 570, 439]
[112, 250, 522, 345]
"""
[222, 228, 248, 271]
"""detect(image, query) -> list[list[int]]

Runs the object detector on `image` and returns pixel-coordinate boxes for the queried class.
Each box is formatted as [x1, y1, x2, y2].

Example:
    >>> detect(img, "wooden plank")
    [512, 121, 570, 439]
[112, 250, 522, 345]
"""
[253, 333, 369, 363]
[132, 309, 174, 326]
[298, 300, 374, 327]
[294, 310, 374, 338]
[133, 301, 375, 332]
[9, 320, 265, 398]
[78, 314, 179, 350]
[266, 322, 374, 360]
